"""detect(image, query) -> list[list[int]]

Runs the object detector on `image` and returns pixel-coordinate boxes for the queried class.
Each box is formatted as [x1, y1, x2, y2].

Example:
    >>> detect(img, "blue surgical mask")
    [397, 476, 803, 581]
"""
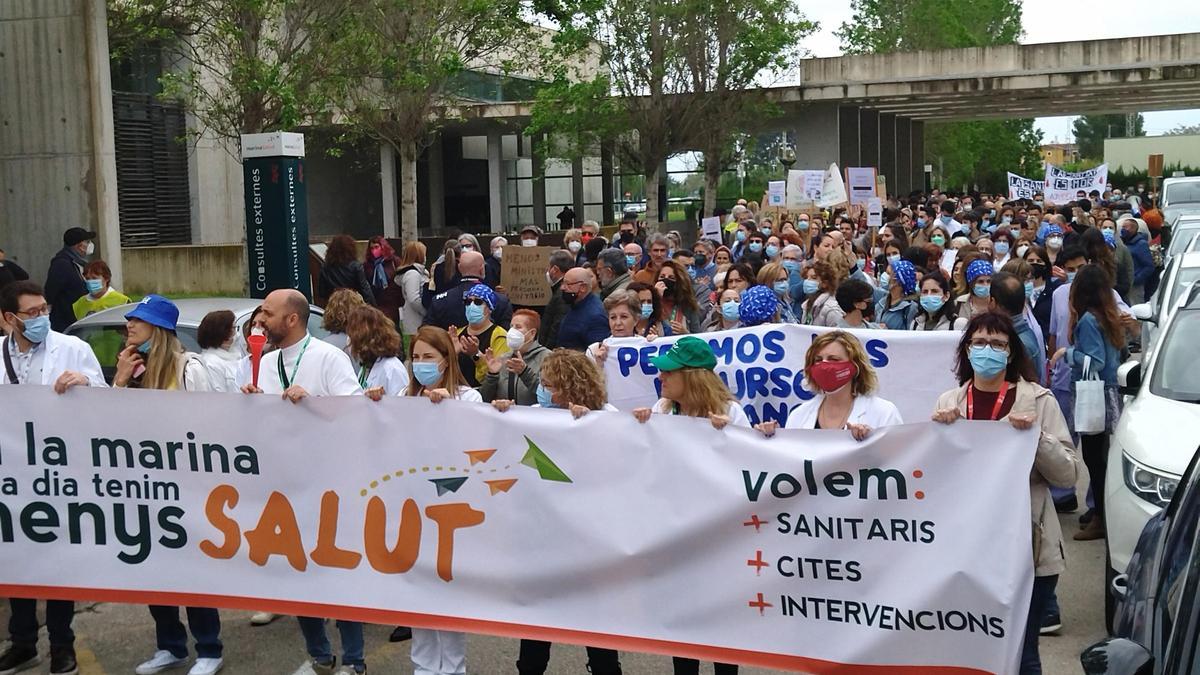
[802, 279, 820, 295]
[968, 345, 1009, 378]
[887, 254, 900, 266]
[626, 255, 638, 268]
[749, 242, 763, 253]
[916, 217, 927, 228]
[86, 279, 104, 294]
[879, 272, 891, 288]
[721, 301, 740, 321]
[761, 227, 772, 236]
[1066, 271, 1077, 283]
[465, 303, 486, 325]
[640, 303, 653, 319]
[940, 215, 954, 225]
[536, 383, 557, 408]
[773, 280, 789, 296]
[995, 241, 1010, 255]
[736, 231, 747, 243]
[973, 284, 991, 298]
[982, 219, 992, 230]
[137, 340, 152, 355]
[1024, 281, 1035, 298]
[412, 362, 443, 387]
[920, 294, 945, 313]
[765, 244, 779, 259]
[1001, 216, 1012, 225]
[687, 266, 697, 279]
[20, 315, 50, 344]
[783, 260, 801, 274]
[797, 221, 810, 232]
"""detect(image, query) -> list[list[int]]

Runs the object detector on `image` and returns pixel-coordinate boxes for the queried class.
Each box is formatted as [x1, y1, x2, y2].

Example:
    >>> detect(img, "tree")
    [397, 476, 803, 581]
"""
[109, 0, 350, 144]
[837, 0, 1041, 192]
[331, 0, 530, 240]
[1164, 123, 1200, 136]
[1073, 113, 1146, 159]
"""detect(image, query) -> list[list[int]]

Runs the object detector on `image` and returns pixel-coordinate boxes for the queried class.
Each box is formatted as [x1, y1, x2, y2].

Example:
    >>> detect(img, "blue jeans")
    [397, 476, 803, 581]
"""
[149, 606, 222, 659]
[297, 617, 364, 668]
[8, 599, 74, 647]
[1021, 575, 1057, 675]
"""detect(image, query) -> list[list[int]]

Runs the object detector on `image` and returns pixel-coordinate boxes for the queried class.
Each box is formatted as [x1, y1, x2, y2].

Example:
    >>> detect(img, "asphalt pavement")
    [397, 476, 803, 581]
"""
[1, 479, 1110, 675]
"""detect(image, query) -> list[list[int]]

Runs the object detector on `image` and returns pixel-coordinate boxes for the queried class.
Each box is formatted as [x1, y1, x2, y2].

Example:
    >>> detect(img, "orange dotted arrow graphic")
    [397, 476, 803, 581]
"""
[485, 478, 518, 495]
[464, 449, 497, 466]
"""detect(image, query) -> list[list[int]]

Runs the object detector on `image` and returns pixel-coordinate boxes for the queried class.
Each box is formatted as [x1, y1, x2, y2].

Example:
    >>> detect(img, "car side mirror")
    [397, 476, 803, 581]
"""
[1111, 572, 1129, 600]
[1118, 361, 1142, 397]
[1131, 303, 1154, 323]
[1080, 637, 1153, 675]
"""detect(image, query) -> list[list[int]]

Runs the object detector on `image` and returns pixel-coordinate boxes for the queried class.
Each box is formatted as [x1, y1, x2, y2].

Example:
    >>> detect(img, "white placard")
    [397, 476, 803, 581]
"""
[767, 181, 786, 207]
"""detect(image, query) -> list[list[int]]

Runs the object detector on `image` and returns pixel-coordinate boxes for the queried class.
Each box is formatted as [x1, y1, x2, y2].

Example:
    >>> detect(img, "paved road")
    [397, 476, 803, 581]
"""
[1, 484, 1110, 674]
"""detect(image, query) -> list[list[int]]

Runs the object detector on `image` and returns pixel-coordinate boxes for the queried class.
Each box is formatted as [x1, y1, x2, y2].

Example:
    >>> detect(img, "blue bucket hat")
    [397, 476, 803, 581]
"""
[464, 283, 497, 310]
[738, 285, 779, 326]
[1044, 224, 1064, 238]
[125, 294, 179, 332]
[965, 259, 994, 285]
[891, 259, 918, 295]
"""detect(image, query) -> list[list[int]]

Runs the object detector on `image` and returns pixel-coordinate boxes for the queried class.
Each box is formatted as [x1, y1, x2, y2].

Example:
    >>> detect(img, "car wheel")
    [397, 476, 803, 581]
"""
[1105, 544, 1117, 635]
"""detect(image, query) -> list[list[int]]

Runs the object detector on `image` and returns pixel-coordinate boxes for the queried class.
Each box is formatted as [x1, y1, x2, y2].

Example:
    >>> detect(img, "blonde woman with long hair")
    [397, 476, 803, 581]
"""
[396, 240, 429, 349]
[321, 288, 366, 353]
[632, 335, 745, 675]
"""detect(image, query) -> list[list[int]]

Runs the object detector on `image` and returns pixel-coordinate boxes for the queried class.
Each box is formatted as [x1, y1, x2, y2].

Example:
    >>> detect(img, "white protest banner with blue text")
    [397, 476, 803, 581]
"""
[602, 324, 962, 425]
[0, 386, 1031, 673]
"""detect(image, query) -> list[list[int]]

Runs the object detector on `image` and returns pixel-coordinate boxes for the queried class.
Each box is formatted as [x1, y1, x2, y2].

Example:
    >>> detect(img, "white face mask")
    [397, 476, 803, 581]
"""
[522, 239, 537, 248]
[567, 241, 582, 253]
[506, 328, 526, 351]
[492, 249, 503, 260]
[85, 241, 95, 256]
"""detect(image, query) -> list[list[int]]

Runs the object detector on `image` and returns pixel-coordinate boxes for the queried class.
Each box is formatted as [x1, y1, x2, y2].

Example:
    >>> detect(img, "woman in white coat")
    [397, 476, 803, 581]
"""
[347, 305, 410, 399]
[757, 330, 901, 441]
[196, 310, 242, 392]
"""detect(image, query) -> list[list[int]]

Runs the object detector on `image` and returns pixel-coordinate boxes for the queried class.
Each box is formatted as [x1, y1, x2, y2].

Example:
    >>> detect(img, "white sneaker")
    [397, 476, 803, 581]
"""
[332, 667, 364, 675]
[249, 611, 278, 626]
[291, 659, 334, 675]
[134, 651, 187, 675]
[187, 658, 223, 675]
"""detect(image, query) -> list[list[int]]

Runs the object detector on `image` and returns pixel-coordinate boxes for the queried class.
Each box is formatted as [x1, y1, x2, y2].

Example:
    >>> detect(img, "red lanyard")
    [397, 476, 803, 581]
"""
[966, 383, 1008, 421]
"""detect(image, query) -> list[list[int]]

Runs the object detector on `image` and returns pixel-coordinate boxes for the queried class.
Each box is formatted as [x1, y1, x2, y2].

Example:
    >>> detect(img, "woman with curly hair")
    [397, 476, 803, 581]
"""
[803, 250, 850, 327]
[346, 305, 409, 400]
[318, 234, 376, 306]
[321, 288, 366, 353]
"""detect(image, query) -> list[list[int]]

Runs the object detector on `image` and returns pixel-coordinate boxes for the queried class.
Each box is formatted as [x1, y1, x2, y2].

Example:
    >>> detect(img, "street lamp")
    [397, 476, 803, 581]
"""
[778, 145, 797, 173]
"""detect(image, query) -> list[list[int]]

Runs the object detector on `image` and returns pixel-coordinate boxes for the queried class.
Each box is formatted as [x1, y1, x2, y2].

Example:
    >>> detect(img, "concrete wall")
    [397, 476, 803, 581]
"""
[122, 244, 246, 296]
[0, 0, 122, 284]
[189, 127, 245, 245]
[1105, 134, 1200, 171]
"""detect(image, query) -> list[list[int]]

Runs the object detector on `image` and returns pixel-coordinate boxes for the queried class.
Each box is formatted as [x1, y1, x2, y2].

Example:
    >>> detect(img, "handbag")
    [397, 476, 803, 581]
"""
[1073, 354, 1106, 434]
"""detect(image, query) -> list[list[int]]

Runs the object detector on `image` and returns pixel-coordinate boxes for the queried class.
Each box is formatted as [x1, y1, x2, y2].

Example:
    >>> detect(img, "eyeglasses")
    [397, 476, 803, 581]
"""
[465, 298, 488, 306]
[14, 304, 50, 318]
[968, 338, 1009, 351]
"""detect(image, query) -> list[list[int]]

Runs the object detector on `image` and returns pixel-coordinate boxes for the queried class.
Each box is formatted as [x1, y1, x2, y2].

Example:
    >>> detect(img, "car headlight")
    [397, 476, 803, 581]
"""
[1123, 454, 1180, 508]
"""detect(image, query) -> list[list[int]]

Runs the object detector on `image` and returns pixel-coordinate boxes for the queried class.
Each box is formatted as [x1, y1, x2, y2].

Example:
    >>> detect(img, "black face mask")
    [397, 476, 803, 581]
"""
[660, 278, 676, 296]
[620, 231, 635, 243]
[694, 254, 708, 268]
[562, 291, 579, 306]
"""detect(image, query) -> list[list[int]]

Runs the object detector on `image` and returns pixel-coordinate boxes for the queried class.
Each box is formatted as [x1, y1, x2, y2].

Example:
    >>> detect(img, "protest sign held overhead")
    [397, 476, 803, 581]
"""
[785, 169, 826, 209]
[845, 167, 877, 206]
[500, 245, 555, 305]
[1043, 163, 1107, 203]
[1007, 172, 1044, 200]
[0, 386, 1033, 674]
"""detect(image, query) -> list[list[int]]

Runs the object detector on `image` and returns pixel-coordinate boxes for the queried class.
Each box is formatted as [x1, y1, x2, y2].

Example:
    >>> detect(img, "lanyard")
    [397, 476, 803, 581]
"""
[357, 360, 376, 389]
[4, 338, 35, 384]
[967, 383, 1009, 421]
[278, 336, 311, 389]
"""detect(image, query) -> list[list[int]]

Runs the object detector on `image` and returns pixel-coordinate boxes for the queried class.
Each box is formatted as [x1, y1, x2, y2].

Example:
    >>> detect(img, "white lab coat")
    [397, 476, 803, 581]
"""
[0, 331, 107, 387]
[784, 393, 902, 430]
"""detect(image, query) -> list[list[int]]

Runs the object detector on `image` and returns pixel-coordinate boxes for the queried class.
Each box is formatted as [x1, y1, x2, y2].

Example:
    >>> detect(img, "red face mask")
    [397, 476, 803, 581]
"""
[807, 360, 858, 393]
[370, 246, 382, 257]
[581, 233, 594, 243]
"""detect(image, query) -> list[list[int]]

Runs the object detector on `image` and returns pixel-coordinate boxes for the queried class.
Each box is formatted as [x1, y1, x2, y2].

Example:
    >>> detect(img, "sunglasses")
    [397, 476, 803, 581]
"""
[466, 298, 488, 306]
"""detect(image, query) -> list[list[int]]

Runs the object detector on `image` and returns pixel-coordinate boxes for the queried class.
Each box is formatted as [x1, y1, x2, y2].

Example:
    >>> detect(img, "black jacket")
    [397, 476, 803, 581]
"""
[318, 261, 376, 306]
[44, 248, 87, 331]
[538, 279, 568, 348]
[0, 259, 30, 294]
[423, 277, 512, 331]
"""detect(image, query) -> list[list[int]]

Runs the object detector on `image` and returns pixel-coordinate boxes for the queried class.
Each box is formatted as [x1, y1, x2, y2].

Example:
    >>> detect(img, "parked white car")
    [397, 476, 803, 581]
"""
[1132, 251, 1200, 359]
[1105, 280, 1200, 627]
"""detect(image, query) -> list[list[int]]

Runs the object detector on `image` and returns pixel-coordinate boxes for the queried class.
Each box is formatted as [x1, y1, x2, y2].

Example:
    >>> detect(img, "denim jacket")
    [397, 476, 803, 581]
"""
[1068, 311, 1120, 385]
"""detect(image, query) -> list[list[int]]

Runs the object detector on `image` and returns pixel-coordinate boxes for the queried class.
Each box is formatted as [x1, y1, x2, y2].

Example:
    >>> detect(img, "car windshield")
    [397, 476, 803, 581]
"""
[1165, 182, 1200, 205]
[1151, 310, 1200, 403]
[1170, 227, 1200, 257]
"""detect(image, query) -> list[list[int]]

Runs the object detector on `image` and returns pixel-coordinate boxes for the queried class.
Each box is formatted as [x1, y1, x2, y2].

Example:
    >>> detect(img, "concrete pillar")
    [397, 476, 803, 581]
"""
[428, 134, 446, 235]
[791, 104, 840, 169]
[380, 143, 398, 238]
[896, 118, 912, 196]
[531, 135, 547, 230]
[859, 109, 880, 171]
[571, 156, 585, 229]
[85, 0, 122, 286]
[911, 121, 925, 193]
[487, 130, 506, 232]
[838, 106, 860, 168]
[879, 113, 897, 197]
[601, 143, 615, 225]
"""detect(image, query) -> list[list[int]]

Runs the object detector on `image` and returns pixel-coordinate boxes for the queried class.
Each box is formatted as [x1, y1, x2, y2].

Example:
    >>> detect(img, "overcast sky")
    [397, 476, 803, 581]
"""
[801, 0, 1200, 141]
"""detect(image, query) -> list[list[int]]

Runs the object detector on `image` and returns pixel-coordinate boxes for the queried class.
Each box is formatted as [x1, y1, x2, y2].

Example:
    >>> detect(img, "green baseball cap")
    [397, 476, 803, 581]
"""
[650, 336, 718, 372]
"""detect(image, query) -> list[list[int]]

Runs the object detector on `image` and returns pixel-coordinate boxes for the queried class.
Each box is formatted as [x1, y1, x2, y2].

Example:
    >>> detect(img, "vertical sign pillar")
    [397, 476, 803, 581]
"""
[241, 132, 310, 300]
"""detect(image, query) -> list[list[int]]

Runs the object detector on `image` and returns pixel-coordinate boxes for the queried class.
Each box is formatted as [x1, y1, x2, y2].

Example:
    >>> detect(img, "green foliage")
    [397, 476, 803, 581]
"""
[1072, 114, 1146, 160]
[1109, 164, 1200, 188]
[1164, 124, 1200, 136]
[837, 0, 1039, 192]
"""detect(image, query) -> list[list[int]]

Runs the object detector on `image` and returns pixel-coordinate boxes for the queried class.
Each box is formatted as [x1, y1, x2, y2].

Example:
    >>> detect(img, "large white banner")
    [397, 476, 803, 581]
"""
[1043, 163, 1107, 203]
[1006, 172, 1044, 200]
[0, 387, 1032, 673]
[602, 324, 962, 425]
